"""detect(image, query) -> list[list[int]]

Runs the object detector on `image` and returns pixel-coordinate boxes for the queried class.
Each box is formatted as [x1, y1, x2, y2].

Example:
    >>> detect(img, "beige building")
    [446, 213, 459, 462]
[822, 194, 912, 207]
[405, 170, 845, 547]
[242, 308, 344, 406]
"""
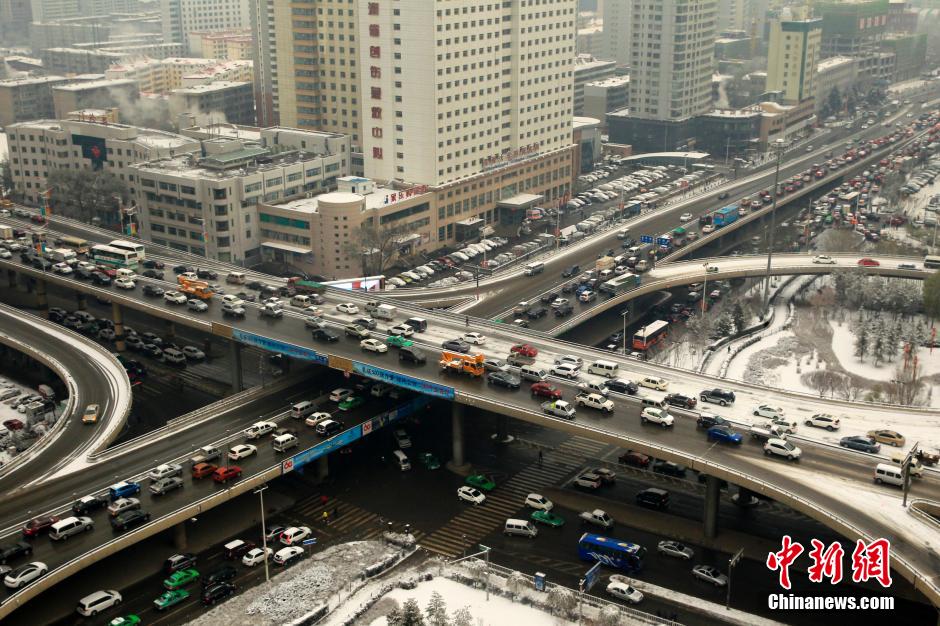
[815, 56, 859, 113]
[583, 76, 630, 128]
[160, 0, 251, 53]
[0, 75, 71, 127]
[168, 81, 254, 127]
[189, 29, 253, 60]
[765, 8, 822, 105]
[51, 78, 140, 120]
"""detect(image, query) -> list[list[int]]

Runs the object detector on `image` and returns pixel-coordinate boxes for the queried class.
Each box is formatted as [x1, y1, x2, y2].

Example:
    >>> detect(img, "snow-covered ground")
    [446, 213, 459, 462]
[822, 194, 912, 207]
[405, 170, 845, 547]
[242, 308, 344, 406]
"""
[0, 375, 46, 465]
[828, 320, 940, 383]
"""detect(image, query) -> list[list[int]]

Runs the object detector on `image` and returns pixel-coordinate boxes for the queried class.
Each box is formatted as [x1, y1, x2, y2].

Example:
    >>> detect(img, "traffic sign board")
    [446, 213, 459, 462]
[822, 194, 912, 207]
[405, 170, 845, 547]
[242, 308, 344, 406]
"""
[656, 237, 670, 246]
[302, 537, 317, 545]
[281, 458, 294, 474]
[583, 562, 601, 592]
[640, 235, 653, 244]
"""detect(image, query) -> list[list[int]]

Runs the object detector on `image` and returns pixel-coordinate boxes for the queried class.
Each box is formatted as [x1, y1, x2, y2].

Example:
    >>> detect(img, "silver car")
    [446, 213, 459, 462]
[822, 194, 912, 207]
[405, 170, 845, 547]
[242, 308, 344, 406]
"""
[149, 477, 184, 496]
[657, 540, 694, 560]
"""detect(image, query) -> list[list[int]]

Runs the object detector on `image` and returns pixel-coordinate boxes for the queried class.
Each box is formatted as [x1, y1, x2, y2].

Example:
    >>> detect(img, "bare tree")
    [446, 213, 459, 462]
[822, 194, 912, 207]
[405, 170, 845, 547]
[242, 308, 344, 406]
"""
[344, 220, 414, 276]
[46, 169, 128, 225]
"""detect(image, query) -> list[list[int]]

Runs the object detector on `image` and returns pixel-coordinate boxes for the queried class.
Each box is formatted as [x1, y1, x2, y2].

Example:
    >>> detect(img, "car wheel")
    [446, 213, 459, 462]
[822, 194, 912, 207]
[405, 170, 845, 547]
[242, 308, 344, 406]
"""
[641, 416, 647, 423]
[826, 426, 834, 431]
[764, 449, 771, 456]
[719, 400, 727, 406]
[753, 410, 759, 416]
[875, 477, 882, 484]
[661, 422, 668, 428]
[805, 420, 812, 426]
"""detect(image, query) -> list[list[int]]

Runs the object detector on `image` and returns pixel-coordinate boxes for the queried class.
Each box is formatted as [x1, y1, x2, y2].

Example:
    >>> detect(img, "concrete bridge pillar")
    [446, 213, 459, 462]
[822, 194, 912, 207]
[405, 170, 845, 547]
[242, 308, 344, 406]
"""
[316, 456, 329, 482]
[112, 302, 125, 352]
[173, 522, 187, 550]
[736, 486, 756, 507]
[6, 269, 15, 288]
[164, 320, 176, 342]
[704, 475, 721, 539]
[76, 292, 86, 311]
[230, 341, 243, 392]
[35, 279, 47, 311]
[447, 403, 470, 473]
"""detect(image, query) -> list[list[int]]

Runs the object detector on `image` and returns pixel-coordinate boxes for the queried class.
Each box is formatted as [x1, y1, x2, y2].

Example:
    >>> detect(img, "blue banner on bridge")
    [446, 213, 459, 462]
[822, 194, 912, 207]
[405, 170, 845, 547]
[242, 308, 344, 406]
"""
[351, 362, 455, 400]
[361, 396, 432, 436]
[231, 329, 328, 365]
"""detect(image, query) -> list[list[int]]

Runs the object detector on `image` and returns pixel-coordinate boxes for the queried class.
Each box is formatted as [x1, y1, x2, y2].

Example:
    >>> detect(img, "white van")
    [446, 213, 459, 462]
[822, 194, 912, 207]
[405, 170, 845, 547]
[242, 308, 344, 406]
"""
[226, 271, 246, 284]
[588, 360, 619, 378]
[76, 590, 122, 617]
[503, 518, 538, 538]
[392, 449, 411, 471]
[291, 294, 311, 308]
[116, 268, 137, 280]
[50, 516, 93, 540]
[291, 401, 316, 419]
[519, 365, 548, 382]
[273, 433, 298, 452]
[874, 463, 904, 487]
[523, 262, 545, 276]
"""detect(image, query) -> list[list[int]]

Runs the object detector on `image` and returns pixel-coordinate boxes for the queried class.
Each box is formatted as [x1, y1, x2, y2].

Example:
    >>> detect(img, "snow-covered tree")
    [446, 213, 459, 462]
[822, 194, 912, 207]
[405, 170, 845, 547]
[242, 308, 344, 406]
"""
[715, 313, 734, 337]
[506, 571, 528, 601]
[451, 606, 473, 626]
[546, 587, 576, 617]
[731, 302, 747, 333]
[871, 333, 885, 365]
[391, 599, 425, 626]
[464, 560, 488, 588]
[854, 326, 868, 361]
[596, 604, 622, 626]
[425, 592, 449, 626]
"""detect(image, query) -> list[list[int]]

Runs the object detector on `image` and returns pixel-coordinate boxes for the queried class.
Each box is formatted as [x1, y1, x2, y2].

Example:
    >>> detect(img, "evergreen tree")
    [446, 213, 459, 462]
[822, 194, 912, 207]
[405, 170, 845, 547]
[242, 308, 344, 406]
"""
[715, 313, 734, 337]
[855, 326, 868, 360]
[451, 607, 473, 626]
[871, 333, 885, 366]
[731, 302, 747, 333]
[425, 592, 449, 626]
[398, 599, 426, 626]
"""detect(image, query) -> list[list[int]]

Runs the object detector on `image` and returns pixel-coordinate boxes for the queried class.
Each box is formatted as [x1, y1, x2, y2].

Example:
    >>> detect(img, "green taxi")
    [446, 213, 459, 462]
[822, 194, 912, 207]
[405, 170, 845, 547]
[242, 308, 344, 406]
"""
[530, 509, 565, 527]
[153, 589, 189, 611]
[163, 567, 200, 590]
[109, 617, 141, 626]
[420, 452, 440, 470]
[386, 335, 414, 348]
[465, 473, 496, 492]
[338, 396, 364, 411]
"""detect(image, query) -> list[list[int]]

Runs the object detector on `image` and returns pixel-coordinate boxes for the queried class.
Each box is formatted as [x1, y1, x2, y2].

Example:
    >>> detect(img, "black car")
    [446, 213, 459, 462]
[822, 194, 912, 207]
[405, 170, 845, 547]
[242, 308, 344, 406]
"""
[111, 509, 151, 532]
[605, 379, 638, 395]
[398, 346, 426, 364]
[71, 494, 110, 516]
[718, 192, 729, 200]
[142, 284, 165, 297]
[664, 393, 697, 409]
[142, 343, 163, 358]
[540, 291, 559, 304]
[352, 317, 378, 330]
[635, 488, 669, 510]
[92, 272, 112, 286]
[0, 541, 32, 565]
[164, 552, 197, 574]
[142, 269, 164, 280]
[318, 420, 343, 437]
[246, 280, 264, 290]
[125, 335, 145, 351]
[237, 291, 257, 302]
[140, 332, 162, 346]
[142, 259, 165, 269]
[202, 582, 236, 606]
[840, 436, 880, 454]
[196, 268, 218, 280]
[75, 267, 95, 280]
[652, 460, 686, 478]
[561, 282, 577, 294]
[442, 339, 470, 353]
[553, 304, 574, 317]
[311, 328, 339, 342]
[562, 265, 580, 278]
[203, 565, 237, 588]
[47, 307, 67, 323]
[696, 413, 728, 428]
[526, 306, 548, 320]
[173, 264, 194, 275]
[487, 371, 520, 389]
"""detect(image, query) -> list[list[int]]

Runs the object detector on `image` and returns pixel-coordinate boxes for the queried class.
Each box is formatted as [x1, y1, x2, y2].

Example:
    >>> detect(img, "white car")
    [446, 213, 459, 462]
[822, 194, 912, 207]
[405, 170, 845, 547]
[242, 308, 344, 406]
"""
[701, 224, 715, 234]
[813, 255, 836, 264]
[242, 546, 273, 567]
[457, 486, 486, 505]
[388, 324, 414, 337]
[550, 363, 580, 379]
[763, 437, 802, 461]
[0, 249, 10, 259]
[148, 463, 183, 481]
[4, 562, 47, 589]
[606, 581, 644, 604]
[52, 262, 73, 275]
[551, 297, 569, 308]
[187, 299, 209, 312]
[304, 316, 325, 329]
[114, 277, 135, 289]
[228, 444, 257, 460]
[279, 525, 312, 546]
[273, 545, 304, 566]
[805, 413, 839, 431]
[524, 493, 553, 511]
[692, 565, 728, 587]
[640, 407, 674, 427]
[462, 332, 487, 345]
[182, 346, 205, 360]
[221, 295, 244, 306]
[753, 404, 785, 419]
[336, 302, 359, 314]
[679, 212, 693, 222]
[245, 421, 277, 439]
[164, 291, 187, 305]
[657, 540, 694, 560]
[360, 338, 388, 353]
[554, 355, 583, 368]
[329, 388, 353, 403]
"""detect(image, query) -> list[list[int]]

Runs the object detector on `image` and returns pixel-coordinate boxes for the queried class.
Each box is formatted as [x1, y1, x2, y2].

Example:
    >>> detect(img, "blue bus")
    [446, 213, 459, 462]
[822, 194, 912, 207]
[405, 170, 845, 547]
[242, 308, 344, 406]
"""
[577, 533, 646, 573]
[713, 205, 739, 228]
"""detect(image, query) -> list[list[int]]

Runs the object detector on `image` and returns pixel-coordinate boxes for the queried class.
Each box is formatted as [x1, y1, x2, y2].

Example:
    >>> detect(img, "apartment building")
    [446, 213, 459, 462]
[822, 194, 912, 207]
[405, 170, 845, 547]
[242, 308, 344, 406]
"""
[160, 0, 251, 53]
[51, 78, 140, 120]
[765, 8, 822, 105]
[573, 54, 617, 116]
[0, 75, 71, 127]
[168, 81, 254, 127]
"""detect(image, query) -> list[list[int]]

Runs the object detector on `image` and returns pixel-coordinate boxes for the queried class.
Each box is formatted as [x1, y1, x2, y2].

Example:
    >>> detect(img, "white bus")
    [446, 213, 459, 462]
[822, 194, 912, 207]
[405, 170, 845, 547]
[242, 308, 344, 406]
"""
[108, 239, 145, 262]
[925, 255, 940, 269]
[91, 244, 138, 269]
[599, 273, 639, 295]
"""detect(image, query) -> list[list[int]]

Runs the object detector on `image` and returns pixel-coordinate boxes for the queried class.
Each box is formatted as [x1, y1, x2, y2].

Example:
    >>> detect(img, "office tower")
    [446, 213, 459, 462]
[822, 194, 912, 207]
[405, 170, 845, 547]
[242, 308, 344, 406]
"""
[765, 7, 822, 104]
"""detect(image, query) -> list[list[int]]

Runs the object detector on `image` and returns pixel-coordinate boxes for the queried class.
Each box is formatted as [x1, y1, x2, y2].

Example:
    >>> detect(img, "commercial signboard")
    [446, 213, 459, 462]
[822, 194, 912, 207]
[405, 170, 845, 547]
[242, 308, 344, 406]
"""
[351, 362, 455, 400]
[231, 330, 327, 365]
[288, 425, 362, 472]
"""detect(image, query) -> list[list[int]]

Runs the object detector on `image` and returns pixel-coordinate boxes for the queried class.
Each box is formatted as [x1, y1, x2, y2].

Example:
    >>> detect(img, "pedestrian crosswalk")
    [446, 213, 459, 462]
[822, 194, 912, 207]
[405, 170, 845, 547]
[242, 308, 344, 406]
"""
[420, 436, 610, 557]
[289, 494, 427, 544]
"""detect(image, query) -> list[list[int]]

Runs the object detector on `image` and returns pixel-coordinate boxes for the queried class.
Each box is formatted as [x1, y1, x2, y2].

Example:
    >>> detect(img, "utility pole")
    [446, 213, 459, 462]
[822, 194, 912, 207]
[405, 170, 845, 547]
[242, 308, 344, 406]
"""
[255, 485, 270, 583]
[762, 139, 788, 314]
[727, 548, 743, 609]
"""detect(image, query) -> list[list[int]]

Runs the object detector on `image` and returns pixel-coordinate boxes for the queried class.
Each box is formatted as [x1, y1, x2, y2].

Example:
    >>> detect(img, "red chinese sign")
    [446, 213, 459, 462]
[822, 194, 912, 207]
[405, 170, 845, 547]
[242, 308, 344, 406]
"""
[767, 536, 892, 589]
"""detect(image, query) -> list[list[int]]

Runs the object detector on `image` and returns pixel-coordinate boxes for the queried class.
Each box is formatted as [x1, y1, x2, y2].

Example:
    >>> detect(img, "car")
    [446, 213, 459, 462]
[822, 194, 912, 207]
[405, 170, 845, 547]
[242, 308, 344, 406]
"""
[707, 425, 743, 444]
[0, 542, 32, 565]
[577, 392, 614, 413]
[857, 257, 880, 267]
[457, 485, 486, 505]
[164, 291, 187, 305]
[337, 395, 363, 411]
[487, 370, 520, 389]
[605, 379, 638, 395]
[303, 411, 331, 428]
[640, 407, 674, 427]
[679, 212, 693, 222]
[352, 317, 377, 330]
[541, 400, 576, 419]
[813, 255, 837, 264]
[52, 262, 73, 275]
[462, 474, 495, 493]
[664, 393, 697, 409]
[191, 463, 218, 479]
[163, 568, 200, 590]
[182, 346, 205, 360]
[212, 466, 242, 483]
[606, 581, 644, 604]
[360, 338, 388, 353]
[279, 526, 312, 546]
[578, 290, 596, 302]
[510, 343, 538, 357]
[867, 429, 905, 447]
[652, 460, 686, 477]
[164, 553, 197, 574]
[80, 403, 100, 425]
[228, 444, 257, 460]
[110, 509, 151, 531]
[442, 339, 471, 353]
[336, 302, 359, 314]
[530, 382, 562, 399]
[312, 328, 340, 342]
[196, 268, 218, 280]
[527, 509, 565, 529]
[242, 547, 273, 567]
[329, 388, 353, 403]
[385, 335, 413, 349]
[153, 589, 189, 611]
[344, 324, 370, 339]
[107, 616, 141, 626]
[763, 437, 802, 460]
[524, 493, 553, 511]
[658, 540, 694, 560]
[550, 363, 580, 379]
[273, 545, 305, 566]
[148, 463, 183, 481]
[572, 473, 602, 490]
[550, 297, 569, 309]
[202, 582, 236, 606]
[617, 450, 651, 467]
[150, 476, 184, 496]
[840, 436, 881, 453]
[463, 332, 487, 345]
[692, 565, 728, 587]
[753, 404, 785, 419]
[805, 413, 840, 431]
[387, 323, 414, 337]
[483, 358, 509, 373]
[4, 561, 47, 589]
[22, 516, 60, 538]
[114, 277, 135, 289]
[107, 497, 140, 517]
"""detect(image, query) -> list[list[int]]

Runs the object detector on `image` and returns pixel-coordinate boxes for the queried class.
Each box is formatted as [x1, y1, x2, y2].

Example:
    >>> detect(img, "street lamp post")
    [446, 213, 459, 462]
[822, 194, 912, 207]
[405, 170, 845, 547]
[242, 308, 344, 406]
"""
[701, 262, 710, 313]
[255, 485, 270, 583]
[762, 139, 788, 314]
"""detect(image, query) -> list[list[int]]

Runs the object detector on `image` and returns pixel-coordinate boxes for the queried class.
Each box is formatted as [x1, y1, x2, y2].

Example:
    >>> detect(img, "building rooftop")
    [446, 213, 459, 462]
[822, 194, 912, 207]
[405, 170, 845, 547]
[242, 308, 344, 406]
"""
[586, 76, 629, 89]
[573, 117, 602, 129]
[52, 78, 137, 91]
[134, 144, 325, 180]
[574, 54, 616, 72]
[171, 80, 249, 94]
[705, 108, 761, 118]
[818, 56, 857, 71]
[276, 183, 430, 215]
[0, 75, 68, 87]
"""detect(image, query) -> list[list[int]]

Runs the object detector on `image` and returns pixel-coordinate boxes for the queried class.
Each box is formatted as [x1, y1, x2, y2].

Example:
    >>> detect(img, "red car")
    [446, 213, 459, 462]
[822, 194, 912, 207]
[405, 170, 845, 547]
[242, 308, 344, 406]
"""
[857, 258, 880, 267]
[22, 515, 60, 538]
[530, 382, 562, 400]
[192, 462, 218, 479]
[510, 344, 538, 358]
[2, 419, 24, 431]
[96, 267, 117, 278]
[618, 451, 651, 468]
[212, 466, 242, 484]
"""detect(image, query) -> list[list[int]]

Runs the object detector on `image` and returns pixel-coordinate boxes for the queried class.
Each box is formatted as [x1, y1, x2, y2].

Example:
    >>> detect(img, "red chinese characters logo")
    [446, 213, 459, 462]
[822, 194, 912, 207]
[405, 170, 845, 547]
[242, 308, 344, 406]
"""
[807, 539, 844, 585]
[851, 538, 892, 588]
[767, 537, 893, 589]
[766, 535, 804, 590]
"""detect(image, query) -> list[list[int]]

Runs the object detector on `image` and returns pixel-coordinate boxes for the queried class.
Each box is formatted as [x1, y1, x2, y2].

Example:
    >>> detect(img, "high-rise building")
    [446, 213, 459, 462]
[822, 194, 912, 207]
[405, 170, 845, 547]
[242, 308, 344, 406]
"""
[601, 0, 629, 67]
[717, 0, 747, 32]
[765, 8, 821, 104]
[620, 0, 717, 151]
[816, 0, 889, 57]
[0, 75, 71, 127]
[0, 0, 32, 43]
[573, 54, 617, 116]
[161, 0, 250, 53]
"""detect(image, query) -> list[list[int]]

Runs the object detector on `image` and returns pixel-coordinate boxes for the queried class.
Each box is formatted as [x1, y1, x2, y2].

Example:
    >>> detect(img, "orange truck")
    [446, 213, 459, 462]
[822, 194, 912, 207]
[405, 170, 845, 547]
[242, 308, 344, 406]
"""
[178, 275, 213, 300]
[440, 351, 485, 378]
